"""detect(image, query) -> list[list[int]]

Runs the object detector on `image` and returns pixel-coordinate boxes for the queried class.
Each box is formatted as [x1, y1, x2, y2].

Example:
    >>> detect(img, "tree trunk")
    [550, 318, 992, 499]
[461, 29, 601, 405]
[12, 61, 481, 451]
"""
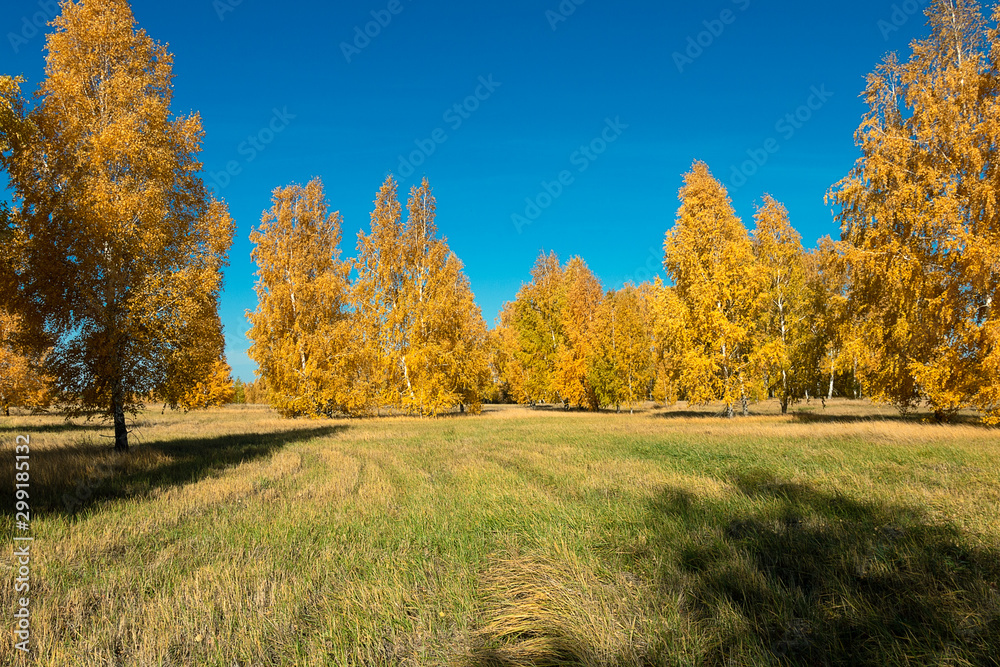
[725, 403, 734, 419]
[828, 367, 835, 401]
[781, 369, 789, 415]
[4, 404, 9, 417]
[112, 397, 129, 452]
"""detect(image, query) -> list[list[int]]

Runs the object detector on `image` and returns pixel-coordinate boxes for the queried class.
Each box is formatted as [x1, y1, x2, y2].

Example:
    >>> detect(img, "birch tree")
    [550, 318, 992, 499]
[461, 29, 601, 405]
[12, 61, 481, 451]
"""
[664, 161, 762, 417]
[3, 0, 233, 450]
[248, 179, 353, 417]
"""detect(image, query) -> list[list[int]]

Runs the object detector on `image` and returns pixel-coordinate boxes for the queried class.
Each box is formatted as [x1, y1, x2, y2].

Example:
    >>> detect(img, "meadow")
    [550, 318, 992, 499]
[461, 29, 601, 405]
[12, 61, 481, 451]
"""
[2, 400, 999, 666]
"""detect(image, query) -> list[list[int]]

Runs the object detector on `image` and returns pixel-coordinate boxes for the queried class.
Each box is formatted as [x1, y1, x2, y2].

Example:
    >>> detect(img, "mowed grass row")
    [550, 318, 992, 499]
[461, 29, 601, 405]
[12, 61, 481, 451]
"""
[2, 402, 999, 666]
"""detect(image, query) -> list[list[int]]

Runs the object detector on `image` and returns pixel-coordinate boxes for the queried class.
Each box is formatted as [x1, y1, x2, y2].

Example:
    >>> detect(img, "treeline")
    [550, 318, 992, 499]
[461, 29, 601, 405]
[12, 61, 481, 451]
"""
[2, 0, 999, 428]
[490, 176, 855, 417]
[492, 0, 1000, 424]
[246, 0, 1000, 424]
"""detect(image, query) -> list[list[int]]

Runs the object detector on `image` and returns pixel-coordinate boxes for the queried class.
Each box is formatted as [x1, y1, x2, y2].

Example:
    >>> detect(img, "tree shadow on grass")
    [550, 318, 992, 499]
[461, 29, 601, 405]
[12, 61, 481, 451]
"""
[790, 411, 991, 428]
[651, 409, 729, 420]
[5, 425, 346, 519]
[0, 419, 108, 435]
[637, 471, 1000, 666]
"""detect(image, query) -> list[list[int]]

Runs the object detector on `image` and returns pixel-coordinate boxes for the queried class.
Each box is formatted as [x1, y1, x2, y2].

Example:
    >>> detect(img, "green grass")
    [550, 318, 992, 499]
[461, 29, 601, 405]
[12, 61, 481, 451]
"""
[2, 401, 999, 666]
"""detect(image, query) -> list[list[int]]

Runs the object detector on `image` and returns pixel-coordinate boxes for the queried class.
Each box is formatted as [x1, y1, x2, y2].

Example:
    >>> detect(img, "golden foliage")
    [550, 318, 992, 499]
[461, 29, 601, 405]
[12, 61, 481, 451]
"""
[0, 308, 52, 414]
[174, 359, 235, 411]
[554, 257, 603, 409]
[159, 197, 235, 412]
[494, 253, 609, 408]
[587, 284, 654, 412]
[800, 238, 853, 400]
[2, 0, 233, 449]
[248, 178, 354, 418]
[828, 0, 1000, 421]
[249, 176, 490, 418]
[640, 279, 689, 405]
[497, 251, 567, 405]
[395, 179, 491, 414]
[664, 161, 762, 416]
[751, 195, 806, 413]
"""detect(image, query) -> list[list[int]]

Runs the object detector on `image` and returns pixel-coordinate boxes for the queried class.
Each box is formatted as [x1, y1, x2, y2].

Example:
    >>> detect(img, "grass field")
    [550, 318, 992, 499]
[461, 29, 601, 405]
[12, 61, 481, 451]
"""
[2, 400, 1000, 666]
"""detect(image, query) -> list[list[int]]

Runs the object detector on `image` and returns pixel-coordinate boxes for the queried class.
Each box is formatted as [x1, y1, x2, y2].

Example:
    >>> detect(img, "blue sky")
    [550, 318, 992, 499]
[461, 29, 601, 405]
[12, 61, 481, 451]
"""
[1, 0, 932, 381]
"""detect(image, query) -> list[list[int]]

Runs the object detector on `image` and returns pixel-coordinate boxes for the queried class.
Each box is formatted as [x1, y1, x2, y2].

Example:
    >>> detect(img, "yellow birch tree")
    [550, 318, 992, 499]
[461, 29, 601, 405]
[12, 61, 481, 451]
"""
[588, 284, 654, 412]
[396, 179, 490, 415]
[248, 178, 354, 417]
[554, 256, 603, 409]
[501, 252, 565, 403]
[353, 177, 490, 415]
[492, 302, 531, 404]
[3, 0, 233, 450]
[752, 195, 806, 414]
[0, 308, 52, 415]
[800, 237, 853, 401]
[828, 0, 1000, 421]
[640, 279, 690, 405]
[353, 176, 406, 413]
[664, 161, 762, 417]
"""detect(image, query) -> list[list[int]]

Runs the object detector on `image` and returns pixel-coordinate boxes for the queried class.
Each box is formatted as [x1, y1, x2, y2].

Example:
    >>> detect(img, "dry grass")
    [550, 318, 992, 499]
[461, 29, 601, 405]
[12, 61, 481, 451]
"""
[1, 399, 999, 666]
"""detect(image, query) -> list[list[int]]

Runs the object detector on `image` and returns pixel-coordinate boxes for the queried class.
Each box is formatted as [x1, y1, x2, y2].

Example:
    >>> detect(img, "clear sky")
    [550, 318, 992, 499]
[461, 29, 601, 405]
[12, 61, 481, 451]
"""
[1, 0, 933, 381]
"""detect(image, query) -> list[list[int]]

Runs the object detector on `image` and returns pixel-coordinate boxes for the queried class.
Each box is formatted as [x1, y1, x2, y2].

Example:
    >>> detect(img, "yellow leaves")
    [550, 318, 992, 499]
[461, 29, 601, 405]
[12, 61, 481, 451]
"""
[503, 251, 566, 404]
[750, 195, 807, 412]
[352, 177, 490, 416]
[640, 280, 688, 405]
[176, 360, 235, 411]
[248, 178, 353, 418]
[975, 322, 1000, 425]
[0, 76, 31, 157]
[587, 284, 653, 411]
[665, 161, 760, 414]
[249, 176, 490, 418]
[496, 255, 658, 412]
[0, 308, 53, 413]
[827, 0, 1000, 421]
[0, 0, 235, 441]
[554, 257, 603, 409]
[494, 252, 586, 407]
